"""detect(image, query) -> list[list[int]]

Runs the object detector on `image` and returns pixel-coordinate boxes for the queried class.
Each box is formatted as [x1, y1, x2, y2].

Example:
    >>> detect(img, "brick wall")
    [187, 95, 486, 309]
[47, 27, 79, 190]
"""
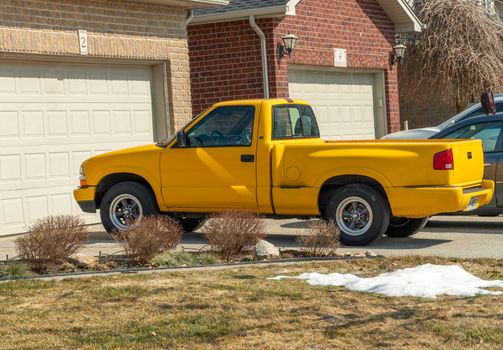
[188, 0, 401, 132]
[188, 19, 266, 115]
[269, 0, 400, 132]
[400, 93, 458, 129]
[0, 0, 193, 129]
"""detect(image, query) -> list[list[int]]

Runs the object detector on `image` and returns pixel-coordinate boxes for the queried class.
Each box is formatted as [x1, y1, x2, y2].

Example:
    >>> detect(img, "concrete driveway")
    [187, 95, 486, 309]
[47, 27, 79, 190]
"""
[1, 215, 502, 260]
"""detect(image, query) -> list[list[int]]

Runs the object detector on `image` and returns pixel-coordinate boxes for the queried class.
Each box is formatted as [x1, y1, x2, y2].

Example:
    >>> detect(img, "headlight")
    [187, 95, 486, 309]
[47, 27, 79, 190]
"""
[79, 166, 87, 186]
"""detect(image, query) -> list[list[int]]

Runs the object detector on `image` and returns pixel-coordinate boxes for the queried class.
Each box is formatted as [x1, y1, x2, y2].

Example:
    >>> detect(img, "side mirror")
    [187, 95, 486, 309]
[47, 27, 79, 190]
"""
[176, 131, 187, 147]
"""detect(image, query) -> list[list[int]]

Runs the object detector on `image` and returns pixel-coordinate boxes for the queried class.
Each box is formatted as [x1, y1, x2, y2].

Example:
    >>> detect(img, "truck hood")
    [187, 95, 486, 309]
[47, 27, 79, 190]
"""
[89, 144, 162, 160]
[82, 144, 164, 186]
[381, 127, 440, 140]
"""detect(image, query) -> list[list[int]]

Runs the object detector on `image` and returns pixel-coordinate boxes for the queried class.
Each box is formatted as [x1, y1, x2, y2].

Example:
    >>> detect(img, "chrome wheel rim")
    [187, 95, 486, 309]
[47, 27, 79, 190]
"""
[109, 194, 143, 230]
[335, 196, 373, 236]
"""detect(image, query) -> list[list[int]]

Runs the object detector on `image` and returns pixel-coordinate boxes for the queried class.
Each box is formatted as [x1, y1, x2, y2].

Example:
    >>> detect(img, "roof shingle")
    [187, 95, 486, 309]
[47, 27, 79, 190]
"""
[194, 0, 290, 16]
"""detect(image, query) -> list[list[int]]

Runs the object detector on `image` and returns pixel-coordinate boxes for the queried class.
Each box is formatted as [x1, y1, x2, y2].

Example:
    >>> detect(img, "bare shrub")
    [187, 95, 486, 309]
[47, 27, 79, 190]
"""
[296, 220, 340, 257]
[114, 216, 182, 265]
[202, 210, 267, 261]
[16, 215, 89, 273]
[400, 0, 503, 110]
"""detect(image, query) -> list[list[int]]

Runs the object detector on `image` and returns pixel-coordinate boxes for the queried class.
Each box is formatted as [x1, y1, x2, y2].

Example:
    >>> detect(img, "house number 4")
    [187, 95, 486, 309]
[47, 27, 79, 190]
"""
[78, 30, 88, 55]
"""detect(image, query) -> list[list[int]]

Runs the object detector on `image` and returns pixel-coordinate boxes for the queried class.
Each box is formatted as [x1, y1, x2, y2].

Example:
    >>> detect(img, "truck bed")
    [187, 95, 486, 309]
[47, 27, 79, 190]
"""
[272, 139, 484, 189]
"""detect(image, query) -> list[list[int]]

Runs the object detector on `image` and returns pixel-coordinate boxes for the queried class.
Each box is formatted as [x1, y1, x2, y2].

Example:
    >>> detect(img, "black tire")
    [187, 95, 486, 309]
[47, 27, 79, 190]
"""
[325, 184, 390, 246]
[100, 182, 159, 234]
[178, 218, 206, 232]
[385, 217, 428, 238]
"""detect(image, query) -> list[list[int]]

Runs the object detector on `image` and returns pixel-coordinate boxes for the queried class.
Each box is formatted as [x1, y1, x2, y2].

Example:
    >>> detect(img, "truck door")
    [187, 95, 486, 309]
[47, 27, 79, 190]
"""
[160, 105, 259, 210]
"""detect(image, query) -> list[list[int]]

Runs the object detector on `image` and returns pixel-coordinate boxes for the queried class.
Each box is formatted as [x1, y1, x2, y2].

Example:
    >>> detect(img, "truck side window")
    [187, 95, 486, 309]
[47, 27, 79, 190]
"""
[273, 105, 320, 139]
[186, 106, 255, 147]
[443, 122, 503, 153]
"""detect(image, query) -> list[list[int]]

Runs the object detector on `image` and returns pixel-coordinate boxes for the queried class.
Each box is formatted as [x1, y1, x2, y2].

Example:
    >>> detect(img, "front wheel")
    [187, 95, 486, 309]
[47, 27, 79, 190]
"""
[100, 182, 159, 234]
[385, 217, 428, 238]
[325, 184, 390, 246]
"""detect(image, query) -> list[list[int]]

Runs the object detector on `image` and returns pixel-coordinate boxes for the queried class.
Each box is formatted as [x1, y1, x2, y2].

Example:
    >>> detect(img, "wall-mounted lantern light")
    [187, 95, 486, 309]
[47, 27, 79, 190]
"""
[389, 43, 406, 67]
[278, 32, 298, 59]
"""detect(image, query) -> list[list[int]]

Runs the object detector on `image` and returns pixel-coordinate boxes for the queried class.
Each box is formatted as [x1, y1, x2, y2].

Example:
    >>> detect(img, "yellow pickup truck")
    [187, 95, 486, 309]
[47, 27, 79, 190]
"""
[74, 99, 493, 246]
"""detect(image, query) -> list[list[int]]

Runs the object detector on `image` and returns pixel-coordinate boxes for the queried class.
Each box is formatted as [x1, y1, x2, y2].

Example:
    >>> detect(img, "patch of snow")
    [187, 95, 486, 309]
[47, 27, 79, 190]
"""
[268, 264, 503, 298]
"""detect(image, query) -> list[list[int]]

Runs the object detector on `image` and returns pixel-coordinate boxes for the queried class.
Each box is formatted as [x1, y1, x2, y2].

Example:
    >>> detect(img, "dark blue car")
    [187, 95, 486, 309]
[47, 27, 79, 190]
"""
[431, 113, 503, 215]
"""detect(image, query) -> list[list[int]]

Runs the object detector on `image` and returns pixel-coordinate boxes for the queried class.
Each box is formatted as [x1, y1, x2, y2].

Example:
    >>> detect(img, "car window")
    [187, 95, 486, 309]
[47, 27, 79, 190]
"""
[273, 105, 320, 139]
[186, 106, 255, 147]
[439, 101, 503, 129]
[442, 122, 503, 152]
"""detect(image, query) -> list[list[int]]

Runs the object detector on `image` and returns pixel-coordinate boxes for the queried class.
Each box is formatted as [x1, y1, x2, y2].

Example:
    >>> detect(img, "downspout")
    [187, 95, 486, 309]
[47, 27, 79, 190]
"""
[249, 16, 270, 98]
[185, 10, 194, 26]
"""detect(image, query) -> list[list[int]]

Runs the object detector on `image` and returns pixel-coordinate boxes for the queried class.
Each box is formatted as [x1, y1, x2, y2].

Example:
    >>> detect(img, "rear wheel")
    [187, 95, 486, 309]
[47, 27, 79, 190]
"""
[325, 184, 390, 246]
[385, 217, 428, 238]
[100, 182, 158, 234]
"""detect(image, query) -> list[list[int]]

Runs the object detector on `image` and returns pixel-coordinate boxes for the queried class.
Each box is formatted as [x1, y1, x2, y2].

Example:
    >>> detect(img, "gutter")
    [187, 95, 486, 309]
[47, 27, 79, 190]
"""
[249, 16, 269, 99]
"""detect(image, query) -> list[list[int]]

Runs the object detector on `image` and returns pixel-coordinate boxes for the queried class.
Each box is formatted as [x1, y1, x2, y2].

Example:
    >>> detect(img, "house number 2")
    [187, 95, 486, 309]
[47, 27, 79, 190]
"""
[78, 30, 88, 55]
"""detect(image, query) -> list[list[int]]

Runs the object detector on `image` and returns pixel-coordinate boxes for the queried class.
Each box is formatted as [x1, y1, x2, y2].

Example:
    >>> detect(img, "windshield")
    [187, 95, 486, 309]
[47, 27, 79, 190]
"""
[156, 108, 210, 147]
[437, 103, 480, 130]
[437, 99, 503, 130]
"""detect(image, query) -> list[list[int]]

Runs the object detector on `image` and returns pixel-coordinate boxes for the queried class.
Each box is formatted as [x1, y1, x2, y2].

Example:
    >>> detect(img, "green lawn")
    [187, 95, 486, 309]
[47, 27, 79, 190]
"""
[0, 256, 502, 349]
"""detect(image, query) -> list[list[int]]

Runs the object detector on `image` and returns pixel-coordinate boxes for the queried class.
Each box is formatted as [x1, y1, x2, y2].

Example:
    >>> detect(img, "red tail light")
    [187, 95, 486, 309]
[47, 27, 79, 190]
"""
[433, 148, 454, 170]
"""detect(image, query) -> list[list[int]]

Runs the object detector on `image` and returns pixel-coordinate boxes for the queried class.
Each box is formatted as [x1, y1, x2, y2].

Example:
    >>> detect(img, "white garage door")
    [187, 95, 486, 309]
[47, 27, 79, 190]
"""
[289, 69, 377, 140]
[0, 61, 155, 235]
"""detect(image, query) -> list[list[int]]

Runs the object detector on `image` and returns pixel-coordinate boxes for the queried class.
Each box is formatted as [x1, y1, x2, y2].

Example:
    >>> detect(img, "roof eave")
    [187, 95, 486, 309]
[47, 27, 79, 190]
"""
[131, 0, 229, 9]
[189, 0, 422, 32]
[376, 0, 423, 33]
[190, 5, 288, 25]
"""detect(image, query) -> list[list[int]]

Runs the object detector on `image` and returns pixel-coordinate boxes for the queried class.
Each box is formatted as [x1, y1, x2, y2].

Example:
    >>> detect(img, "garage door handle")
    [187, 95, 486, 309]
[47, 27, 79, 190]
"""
[241, 154, 255, 163]
[484, 163, 492, 167]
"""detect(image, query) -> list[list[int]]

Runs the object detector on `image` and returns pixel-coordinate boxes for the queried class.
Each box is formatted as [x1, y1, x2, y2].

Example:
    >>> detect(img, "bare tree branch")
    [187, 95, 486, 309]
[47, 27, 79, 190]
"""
[400, 0, 503, 110]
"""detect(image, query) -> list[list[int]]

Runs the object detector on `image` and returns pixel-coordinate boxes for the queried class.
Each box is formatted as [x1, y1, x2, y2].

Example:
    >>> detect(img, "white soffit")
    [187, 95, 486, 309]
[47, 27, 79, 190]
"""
[376, 0, 422, 33]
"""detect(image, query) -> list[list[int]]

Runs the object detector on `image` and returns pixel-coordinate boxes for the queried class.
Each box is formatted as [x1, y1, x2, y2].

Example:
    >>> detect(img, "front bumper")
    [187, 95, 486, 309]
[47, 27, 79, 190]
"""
[386, 180, 494, 218]
[73, 186, 97, 213]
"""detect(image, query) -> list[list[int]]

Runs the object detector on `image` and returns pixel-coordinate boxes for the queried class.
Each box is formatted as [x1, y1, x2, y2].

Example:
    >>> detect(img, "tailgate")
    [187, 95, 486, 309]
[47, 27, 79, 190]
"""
[449, 139, 485, 186]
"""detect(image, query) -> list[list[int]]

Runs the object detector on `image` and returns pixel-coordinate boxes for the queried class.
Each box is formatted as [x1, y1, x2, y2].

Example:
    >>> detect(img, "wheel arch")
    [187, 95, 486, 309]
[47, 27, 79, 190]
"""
[318, 174, 389, 217]
[95, 173, 158, 210]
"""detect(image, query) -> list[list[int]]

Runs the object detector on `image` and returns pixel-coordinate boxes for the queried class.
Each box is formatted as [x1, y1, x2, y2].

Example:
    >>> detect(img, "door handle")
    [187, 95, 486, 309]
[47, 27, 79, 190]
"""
[484, 163, 492, 167]
[241, 154, 255, 163]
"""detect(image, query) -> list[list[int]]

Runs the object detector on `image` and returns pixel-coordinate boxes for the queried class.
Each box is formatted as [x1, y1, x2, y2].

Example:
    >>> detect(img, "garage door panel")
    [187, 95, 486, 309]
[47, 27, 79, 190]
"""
[43, 71, 66, 95]
[47, 110, 68, 136]
[289, 69, 377, 140]
[19, 70, 43, 94]
[70, 110, 91, 136]
[1, 111, 19, 138]
[0, 107, 153, 141]
[0, 142, 149, 190]
[92, 110, 112, 135]
[23, 110, 45, 137]
[0, 68, 16, 94]
[25, 153, 46, 181]
[0, 155, 21, 182]
[0, 186, 98, 234]
[0, 61, 155, 235]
